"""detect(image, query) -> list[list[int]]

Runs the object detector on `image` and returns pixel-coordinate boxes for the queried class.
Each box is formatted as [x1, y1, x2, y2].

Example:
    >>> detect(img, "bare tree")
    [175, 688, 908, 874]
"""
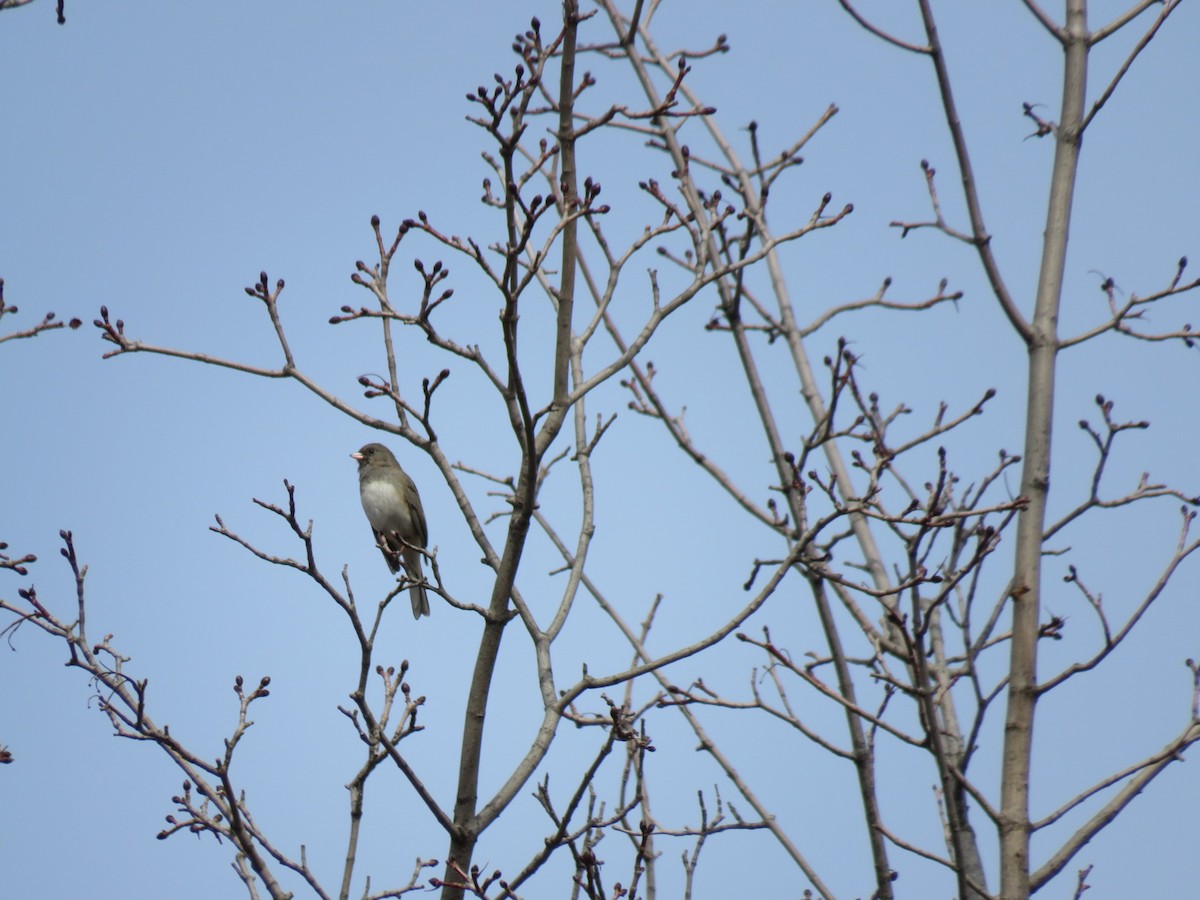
[3, 2, 1198, 899]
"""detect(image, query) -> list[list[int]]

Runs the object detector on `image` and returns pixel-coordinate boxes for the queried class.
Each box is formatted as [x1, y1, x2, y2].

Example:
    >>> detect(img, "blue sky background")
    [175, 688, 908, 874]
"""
[2, 1, 1198, 898]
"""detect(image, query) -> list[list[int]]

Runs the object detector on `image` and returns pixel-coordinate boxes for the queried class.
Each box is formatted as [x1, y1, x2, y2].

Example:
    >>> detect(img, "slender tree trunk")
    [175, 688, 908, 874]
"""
[1000, 3, 1088, 897]
[441, 5, 582, 895]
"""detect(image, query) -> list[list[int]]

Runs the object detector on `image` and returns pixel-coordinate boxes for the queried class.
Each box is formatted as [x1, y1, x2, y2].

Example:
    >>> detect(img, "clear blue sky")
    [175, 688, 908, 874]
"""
[2, 1, 1198, 897]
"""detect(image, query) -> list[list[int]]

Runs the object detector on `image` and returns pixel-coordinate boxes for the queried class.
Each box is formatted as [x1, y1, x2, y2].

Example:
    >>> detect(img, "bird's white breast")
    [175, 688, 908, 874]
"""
[360, 478, 414, 534]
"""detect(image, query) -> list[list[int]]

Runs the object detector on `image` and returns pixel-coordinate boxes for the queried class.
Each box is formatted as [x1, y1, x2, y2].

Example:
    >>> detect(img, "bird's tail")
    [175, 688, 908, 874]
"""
[410, 583, 431, 619]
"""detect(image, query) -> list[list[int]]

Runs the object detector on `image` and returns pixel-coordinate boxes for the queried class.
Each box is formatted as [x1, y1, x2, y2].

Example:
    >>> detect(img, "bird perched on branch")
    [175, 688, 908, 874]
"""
[351, 442, 431, 618]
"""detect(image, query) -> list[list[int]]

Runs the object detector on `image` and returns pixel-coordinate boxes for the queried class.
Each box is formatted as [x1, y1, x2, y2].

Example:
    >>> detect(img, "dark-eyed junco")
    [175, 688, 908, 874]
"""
[351, 443, 431, 618]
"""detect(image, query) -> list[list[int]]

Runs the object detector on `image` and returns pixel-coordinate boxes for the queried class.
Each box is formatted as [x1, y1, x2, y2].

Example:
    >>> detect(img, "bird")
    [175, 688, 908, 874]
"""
[351, 442, 431, 618]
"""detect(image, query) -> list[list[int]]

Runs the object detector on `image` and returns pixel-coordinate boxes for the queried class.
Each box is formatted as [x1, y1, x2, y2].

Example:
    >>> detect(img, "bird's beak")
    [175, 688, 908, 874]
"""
[350, 452, 364, 461]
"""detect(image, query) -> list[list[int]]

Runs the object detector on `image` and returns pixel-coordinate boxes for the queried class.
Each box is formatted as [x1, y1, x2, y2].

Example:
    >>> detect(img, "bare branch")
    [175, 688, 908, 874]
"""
[1031, 716, 1200, 890]
[835, 0, 930, 54]
[1019, 0, 1066, 42]
[1091, 0, 1168, 42]
[1082, 1, 1182, 133]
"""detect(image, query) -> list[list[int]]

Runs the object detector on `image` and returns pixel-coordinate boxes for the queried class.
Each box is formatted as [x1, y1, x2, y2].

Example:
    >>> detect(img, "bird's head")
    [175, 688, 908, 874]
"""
[351, 442, 397, 468]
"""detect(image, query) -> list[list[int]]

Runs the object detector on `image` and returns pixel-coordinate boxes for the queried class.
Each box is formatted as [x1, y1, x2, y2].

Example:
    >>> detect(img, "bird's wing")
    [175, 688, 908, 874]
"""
[402, 473, 429, 547]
